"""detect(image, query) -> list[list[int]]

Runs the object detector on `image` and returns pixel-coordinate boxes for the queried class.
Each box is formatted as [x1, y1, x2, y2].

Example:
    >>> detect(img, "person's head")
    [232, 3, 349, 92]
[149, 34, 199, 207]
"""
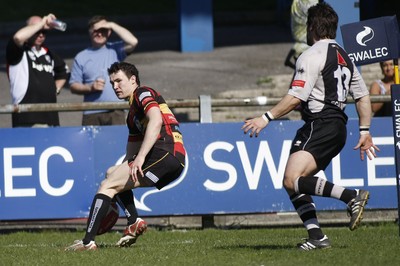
[88, 15, 111, 47]
[379, 60, 395, 80]
[27, 16, 42, 25]
[108, 62, 140, 99]
[306, 2, 338, 46]
[26, 16, 47, 47]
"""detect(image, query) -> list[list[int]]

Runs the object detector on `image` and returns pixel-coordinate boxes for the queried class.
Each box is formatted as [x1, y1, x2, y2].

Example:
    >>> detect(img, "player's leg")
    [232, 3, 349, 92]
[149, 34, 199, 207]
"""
[114, 189, 148, 248]
[299, 176, 370, 230]
[284, 119, 369, 242]
[115, 190, 138, 225]
[101, 163, 140, 226]
[283, 150, 330, 250]
[288, 139, 356, 204]
[116, 150, 184, 247]
[113, 156, 157, 247]
[295, 175, 370, 231]
[104, 160, 151, 231]
[65, 162, 140, 251]
[292, 174, 370, 230]
[104, 164, 140, 225]
[288, 118, 370, 231]
[65, 193, 112, 251]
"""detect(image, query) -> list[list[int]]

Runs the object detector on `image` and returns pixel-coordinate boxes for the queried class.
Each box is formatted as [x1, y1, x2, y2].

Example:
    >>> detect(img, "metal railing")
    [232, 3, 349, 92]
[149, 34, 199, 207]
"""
[0, 95, 392, 123]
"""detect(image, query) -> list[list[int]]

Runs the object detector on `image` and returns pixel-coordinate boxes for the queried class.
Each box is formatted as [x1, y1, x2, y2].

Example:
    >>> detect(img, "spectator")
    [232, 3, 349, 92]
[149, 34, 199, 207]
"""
[369, 60, 395, 117]
[285, 0, 320, 69]
[69, 15, 138, 126]
[6, 14, 70, 127]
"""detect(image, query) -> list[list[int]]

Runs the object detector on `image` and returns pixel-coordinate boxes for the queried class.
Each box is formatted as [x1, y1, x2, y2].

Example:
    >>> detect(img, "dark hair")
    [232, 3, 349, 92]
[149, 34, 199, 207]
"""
[108, 62, 141, 86]
[307, 2, 338, 40]
[88, 15, 107, 29]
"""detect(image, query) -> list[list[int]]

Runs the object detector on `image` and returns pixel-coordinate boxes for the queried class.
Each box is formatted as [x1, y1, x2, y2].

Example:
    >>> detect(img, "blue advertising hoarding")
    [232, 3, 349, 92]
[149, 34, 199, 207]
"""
[0, 119, 396, 220]
[340, 16, 399, 65]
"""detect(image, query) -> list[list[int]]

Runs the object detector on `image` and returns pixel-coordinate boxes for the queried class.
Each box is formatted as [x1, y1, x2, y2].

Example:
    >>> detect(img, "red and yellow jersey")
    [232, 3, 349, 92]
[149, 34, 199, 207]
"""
[127, 86, 185, 164]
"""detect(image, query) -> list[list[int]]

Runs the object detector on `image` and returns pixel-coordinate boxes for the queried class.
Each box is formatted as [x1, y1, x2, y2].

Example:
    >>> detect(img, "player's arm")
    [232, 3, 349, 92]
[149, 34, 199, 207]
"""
[129, 107, 162, 181]
[242, 94, 301, 137]
[137, 107, 162, 160]
[353, 94, 379, 160]
[269, 94, 302, 119]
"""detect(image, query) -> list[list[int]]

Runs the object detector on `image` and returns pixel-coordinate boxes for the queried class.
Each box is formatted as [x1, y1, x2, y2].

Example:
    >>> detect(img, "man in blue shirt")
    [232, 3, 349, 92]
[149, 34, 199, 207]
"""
[69, 15, 138, 125]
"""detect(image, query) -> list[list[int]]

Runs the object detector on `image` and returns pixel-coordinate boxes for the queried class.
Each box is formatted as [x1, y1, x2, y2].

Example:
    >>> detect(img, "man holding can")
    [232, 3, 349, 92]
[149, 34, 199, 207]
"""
[6, 14, 70, 127]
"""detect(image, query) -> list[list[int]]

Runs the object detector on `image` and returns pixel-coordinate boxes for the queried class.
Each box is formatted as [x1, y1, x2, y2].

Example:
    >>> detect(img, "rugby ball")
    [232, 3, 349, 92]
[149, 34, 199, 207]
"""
[97, 201, 120, 235]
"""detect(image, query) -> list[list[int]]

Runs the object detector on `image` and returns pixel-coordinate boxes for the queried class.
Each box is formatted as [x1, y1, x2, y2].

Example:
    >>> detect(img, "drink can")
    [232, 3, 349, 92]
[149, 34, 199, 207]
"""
[51, 19, 67, 31]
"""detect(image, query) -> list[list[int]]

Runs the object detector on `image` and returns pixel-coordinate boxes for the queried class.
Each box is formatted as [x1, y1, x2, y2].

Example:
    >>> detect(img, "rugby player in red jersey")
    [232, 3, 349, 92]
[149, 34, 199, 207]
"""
[66, 62, 186, 251]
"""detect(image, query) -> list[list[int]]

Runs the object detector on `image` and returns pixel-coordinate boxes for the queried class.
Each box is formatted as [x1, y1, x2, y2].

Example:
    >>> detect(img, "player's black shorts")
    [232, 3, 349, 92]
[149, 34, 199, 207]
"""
[290, 117, 347, 170]
[140, 148, 185, 190]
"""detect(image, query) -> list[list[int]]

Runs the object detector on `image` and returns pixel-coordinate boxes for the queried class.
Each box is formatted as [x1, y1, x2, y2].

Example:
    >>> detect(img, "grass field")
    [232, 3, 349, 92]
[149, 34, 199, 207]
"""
[1, 222, 400, 265]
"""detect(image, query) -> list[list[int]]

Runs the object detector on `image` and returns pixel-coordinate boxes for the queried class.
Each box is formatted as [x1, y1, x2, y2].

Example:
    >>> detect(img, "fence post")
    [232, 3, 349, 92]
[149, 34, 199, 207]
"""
[199, 95, 212, 123]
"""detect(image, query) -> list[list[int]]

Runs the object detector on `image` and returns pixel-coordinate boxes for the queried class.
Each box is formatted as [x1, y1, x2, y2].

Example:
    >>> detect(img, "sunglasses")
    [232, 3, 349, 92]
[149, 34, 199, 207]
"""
[92, 28, 109, 35]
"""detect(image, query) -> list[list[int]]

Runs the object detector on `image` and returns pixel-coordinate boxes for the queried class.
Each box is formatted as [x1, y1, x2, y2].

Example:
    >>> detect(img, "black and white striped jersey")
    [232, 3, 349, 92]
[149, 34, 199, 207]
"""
[6, 39, 69, 126]
[288, 39, 369, 122]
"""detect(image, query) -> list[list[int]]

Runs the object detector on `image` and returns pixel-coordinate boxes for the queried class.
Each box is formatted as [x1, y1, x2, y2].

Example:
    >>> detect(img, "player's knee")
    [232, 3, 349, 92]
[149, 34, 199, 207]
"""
[105, 166, 115, 179]
[97, 180, 118, 198]
[98, 179, 109, 190]
[282, 177, 295, 191]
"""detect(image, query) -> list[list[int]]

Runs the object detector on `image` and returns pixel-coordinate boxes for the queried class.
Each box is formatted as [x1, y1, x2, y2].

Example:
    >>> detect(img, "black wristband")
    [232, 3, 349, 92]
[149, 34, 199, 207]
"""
[264, 112, 273, 122]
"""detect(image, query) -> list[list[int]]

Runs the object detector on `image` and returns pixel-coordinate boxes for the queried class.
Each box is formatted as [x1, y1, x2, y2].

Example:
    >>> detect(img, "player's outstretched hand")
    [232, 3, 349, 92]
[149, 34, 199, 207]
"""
[242, 116, 268, 138]
[354, 134, 379, 161]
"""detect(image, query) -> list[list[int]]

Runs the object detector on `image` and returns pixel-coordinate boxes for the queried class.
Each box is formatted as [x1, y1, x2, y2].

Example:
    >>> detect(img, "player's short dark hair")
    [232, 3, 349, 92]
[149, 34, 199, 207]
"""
[108, 62, 141, 86]
[307, 2, 338, 40]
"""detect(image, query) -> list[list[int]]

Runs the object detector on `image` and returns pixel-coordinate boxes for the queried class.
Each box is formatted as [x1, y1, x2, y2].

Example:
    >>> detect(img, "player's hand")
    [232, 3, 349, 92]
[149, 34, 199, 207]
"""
[353, 133, 379, 160]
[128, 156, 144, 182]
[241, 116, 268, 138]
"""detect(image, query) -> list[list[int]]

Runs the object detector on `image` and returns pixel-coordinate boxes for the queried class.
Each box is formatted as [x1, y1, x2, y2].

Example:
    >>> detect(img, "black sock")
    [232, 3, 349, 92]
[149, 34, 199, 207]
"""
[116, 190, 138, 225]
[296, 176, 357, 204]
[340, 189, 357, 204]
[83, 193, 112, 244]
[290, 193, 324, 240]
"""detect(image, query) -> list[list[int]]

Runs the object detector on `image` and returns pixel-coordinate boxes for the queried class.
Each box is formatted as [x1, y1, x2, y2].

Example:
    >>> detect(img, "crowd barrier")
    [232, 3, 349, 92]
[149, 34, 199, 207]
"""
[0, 95, 392, 123]
[0, 116, 396, 220]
